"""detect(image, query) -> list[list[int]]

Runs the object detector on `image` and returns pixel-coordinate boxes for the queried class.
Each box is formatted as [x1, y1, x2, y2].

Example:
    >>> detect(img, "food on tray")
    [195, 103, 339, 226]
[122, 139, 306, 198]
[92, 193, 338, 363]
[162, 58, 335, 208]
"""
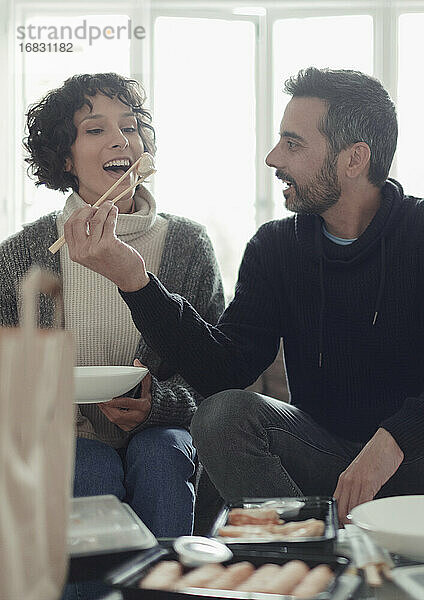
[228, 507, 283, 525]
[291, 564, 334, 598]
[218, 525, 273, 537]
[210, 561, 255, 590]
[286, 518, 325, 538]
[173, 563, 225, 589]
[262, 560, 310, 594]
[218, 517, 325, 539]
[138, 559, 334, 596]
[238, 563, 282, 592]
[138, 560, 183, 590]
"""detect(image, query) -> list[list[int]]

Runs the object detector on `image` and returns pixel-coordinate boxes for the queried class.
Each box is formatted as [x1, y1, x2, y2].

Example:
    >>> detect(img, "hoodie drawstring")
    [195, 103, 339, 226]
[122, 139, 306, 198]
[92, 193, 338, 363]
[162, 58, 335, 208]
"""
[317, 229, 386, 367]
[318, 255, 325, 368]
[373, 236, 386, 325]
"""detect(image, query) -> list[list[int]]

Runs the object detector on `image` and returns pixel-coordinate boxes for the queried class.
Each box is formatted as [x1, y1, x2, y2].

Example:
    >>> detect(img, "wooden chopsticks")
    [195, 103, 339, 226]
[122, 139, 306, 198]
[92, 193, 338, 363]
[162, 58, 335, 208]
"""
[48, 154, 155, 254]
[345, 524, 394, 587]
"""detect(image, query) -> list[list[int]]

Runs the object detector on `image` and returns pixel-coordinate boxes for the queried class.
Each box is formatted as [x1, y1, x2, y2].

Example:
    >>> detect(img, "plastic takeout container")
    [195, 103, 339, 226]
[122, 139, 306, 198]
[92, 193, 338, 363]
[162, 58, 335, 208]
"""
[106, 544, 357, 600]
[209, 496, 338, 553]
[68, 495, 157, 557]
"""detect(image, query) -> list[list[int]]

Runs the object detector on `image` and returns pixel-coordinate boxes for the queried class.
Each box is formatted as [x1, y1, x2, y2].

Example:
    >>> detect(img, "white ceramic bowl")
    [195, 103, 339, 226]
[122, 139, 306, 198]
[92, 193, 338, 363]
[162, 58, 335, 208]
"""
[351, 495, 424, 561]
[74, 366, 149, 404]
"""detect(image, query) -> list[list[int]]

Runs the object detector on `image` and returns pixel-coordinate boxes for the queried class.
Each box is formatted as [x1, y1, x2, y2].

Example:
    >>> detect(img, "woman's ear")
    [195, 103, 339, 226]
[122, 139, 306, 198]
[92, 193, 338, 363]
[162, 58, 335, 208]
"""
[64, 157, 73, 172]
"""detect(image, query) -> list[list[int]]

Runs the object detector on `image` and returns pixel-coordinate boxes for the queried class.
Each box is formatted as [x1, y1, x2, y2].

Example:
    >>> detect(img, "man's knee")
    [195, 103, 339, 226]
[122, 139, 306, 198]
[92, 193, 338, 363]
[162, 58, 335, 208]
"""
[191, 389, 261, 448]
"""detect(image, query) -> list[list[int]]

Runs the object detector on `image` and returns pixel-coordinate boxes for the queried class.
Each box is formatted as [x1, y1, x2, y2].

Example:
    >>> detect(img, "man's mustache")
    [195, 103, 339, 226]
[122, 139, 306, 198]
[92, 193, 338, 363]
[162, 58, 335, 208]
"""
[275, 170, 296, 188]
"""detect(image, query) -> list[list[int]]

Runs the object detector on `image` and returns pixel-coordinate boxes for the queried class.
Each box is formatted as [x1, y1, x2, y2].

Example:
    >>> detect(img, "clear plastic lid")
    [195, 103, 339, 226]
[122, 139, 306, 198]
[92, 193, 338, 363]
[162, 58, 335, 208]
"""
[68, 495, 157, 557]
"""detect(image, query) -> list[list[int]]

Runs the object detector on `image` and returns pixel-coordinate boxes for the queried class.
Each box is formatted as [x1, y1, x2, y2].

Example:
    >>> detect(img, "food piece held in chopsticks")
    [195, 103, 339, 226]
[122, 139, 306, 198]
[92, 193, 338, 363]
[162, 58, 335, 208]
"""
[291, 564, 334, 598]
[48, 152, 156, 254]
[228, 507, 283, 525]
[91, 152, 155, 209]
[136, 152, 156, 177]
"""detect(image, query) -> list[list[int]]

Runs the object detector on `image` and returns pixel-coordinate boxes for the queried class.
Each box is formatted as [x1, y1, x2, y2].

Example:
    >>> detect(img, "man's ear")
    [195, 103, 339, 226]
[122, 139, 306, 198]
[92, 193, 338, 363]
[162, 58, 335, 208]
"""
[346, 142, 371, 179]
[64, 157, 73, 172]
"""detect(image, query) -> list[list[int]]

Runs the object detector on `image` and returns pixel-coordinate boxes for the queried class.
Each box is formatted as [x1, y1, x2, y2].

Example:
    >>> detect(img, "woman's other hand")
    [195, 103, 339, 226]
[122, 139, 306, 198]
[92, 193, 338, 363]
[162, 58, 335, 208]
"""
[98, 359, 152, 431]
[64, 200, 150, 292]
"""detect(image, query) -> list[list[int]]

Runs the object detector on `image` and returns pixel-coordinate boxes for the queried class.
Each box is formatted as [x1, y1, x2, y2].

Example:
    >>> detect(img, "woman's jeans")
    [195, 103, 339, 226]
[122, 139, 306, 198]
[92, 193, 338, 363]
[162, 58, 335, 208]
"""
[62, 426, 195, 600]
[73, 427, 196, 536]
[191, 389, 424, 502]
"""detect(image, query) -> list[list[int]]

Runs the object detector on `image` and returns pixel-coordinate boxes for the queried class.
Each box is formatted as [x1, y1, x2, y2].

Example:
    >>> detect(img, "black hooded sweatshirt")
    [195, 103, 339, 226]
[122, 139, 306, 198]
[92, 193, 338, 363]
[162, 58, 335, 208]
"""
[121, 179, 424, 458]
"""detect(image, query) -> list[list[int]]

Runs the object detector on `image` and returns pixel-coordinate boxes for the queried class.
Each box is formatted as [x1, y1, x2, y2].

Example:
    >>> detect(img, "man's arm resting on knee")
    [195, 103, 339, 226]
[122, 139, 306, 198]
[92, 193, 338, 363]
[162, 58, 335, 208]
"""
[333, 427, 404, 524]
[334, 390, 424, 524]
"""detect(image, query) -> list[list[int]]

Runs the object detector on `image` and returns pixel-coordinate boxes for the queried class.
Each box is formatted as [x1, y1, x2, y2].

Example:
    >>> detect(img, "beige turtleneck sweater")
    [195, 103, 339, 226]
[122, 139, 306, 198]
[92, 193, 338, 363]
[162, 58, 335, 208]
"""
[56, 185, 169, 444]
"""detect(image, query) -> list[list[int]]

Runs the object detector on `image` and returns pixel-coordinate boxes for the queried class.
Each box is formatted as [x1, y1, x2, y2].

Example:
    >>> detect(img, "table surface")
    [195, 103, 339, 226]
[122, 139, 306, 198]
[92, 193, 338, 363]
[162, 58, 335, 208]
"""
[93, 533, 415, 600]
[98, 580, 411, 599]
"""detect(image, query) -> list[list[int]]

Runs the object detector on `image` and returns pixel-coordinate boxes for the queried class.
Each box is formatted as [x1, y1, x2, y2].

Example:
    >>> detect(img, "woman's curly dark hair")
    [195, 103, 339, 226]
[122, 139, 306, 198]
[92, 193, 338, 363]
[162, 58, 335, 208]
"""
[24, 72, 156, 193]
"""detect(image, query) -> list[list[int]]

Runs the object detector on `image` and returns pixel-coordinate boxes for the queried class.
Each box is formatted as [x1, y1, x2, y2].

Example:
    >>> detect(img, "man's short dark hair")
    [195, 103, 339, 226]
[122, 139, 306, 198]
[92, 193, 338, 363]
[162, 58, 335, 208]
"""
[24, 72, 155, 193]
[284, 67, 398, 188]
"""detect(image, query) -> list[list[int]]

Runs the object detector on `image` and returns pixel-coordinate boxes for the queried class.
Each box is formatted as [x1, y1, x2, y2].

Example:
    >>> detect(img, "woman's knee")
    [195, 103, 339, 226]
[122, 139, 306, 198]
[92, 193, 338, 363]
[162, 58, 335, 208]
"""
[74, 437, 124, 498]
[126, 427, 195, 472]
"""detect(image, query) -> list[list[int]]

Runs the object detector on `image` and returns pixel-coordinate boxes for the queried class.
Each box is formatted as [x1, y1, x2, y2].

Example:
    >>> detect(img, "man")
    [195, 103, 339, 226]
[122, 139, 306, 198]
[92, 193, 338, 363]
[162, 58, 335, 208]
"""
[65, 67, 424, 523]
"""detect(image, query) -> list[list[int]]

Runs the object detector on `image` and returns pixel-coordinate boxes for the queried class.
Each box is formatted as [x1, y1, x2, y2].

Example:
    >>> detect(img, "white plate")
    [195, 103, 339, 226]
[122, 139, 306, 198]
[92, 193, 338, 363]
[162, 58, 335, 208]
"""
[350, 495, 424, 561]
[74, 365, 149, 404]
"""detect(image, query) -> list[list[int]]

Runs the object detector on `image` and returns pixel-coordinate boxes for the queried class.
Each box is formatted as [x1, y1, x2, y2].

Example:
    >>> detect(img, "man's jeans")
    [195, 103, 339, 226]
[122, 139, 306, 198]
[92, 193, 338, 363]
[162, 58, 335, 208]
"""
[191, 389, 424, 502]
[62, 426, 195, 600]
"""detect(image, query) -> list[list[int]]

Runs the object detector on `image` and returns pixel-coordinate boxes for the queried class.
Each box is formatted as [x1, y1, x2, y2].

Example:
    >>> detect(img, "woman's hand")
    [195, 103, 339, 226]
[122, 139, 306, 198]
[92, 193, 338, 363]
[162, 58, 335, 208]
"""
[98, 359, 152, 431]
[64, 200, 150, 292]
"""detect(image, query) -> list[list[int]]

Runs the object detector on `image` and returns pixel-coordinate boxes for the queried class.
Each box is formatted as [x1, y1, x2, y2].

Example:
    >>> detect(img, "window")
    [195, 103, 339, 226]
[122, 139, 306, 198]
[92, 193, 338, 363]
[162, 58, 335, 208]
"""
[397, 13, 424, 197]
[151, 6, 375, 295]
[272, 15, 374, 217]
[153, 16, 256, 296]
[4, 0, 424, 298]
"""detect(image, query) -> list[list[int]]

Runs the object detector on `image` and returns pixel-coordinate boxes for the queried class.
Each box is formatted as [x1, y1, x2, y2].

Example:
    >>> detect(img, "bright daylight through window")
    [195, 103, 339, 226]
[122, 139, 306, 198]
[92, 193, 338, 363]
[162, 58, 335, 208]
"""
[5, 1, 424, 297]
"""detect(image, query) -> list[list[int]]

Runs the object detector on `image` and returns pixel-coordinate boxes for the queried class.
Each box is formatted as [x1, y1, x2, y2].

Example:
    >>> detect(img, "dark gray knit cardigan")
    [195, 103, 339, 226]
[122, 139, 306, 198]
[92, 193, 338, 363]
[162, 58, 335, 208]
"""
[0, 211, 225, 445]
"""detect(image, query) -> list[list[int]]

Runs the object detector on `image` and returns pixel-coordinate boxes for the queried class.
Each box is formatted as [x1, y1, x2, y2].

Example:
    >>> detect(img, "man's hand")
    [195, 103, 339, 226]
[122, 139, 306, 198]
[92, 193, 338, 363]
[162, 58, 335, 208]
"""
[333, 428, 404, 524]
[64, 200, 150, 292]
[98, 359, 152, 431]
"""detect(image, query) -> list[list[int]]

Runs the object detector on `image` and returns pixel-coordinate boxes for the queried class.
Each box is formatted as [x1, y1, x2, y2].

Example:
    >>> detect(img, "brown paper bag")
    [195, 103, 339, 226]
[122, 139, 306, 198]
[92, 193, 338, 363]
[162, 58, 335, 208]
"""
[0, 267, 75, 600]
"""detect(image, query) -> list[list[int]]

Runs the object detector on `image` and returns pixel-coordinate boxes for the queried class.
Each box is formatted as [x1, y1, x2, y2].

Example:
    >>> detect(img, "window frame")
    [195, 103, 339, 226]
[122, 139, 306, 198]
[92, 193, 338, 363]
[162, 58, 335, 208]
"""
[147, 0, 417, 228]
[4, 0, 424, 238]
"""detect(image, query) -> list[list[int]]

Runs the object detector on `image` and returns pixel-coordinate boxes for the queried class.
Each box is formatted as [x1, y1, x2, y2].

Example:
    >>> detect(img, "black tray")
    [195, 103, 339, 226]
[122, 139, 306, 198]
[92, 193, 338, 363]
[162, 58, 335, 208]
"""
[106, 545, 355, 600]
[209, 496, 338, 554]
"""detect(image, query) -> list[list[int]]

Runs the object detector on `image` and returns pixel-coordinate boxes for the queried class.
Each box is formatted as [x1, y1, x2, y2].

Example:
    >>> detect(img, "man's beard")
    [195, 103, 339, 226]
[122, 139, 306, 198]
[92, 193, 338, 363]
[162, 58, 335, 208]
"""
[278, 152, 341, 215]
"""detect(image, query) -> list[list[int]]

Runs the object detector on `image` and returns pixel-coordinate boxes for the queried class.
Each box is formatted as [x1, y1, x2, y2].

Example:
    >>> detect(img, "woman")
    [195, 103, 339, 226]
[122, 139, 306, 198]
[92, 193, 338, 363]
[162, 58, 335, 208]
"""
[0, 73, 224, 540]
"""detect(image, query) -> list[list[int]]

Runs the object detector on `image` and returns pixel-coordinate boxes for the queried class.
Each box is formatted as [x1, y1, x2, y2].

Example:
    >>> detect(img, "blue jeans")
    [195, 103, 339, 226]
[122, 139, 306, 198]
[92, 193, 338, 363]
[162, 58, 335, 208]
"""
[191, 389, 424, 502]
[63, 426, 195, 600]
